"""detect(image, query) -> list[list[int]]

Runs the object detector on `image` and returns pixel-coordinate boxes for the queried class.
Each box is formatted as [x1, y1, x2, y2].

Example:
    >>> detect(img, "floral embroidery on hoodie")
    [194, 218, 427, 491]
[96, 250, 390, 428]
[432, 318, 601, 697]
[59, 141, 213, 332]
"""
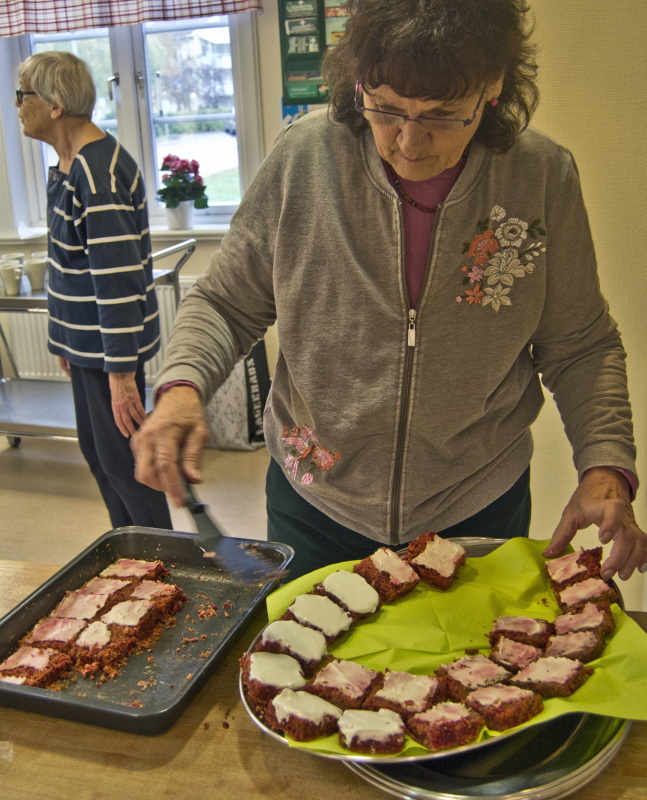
[282, 425, 341, 485]
[456, 205, 546, 311]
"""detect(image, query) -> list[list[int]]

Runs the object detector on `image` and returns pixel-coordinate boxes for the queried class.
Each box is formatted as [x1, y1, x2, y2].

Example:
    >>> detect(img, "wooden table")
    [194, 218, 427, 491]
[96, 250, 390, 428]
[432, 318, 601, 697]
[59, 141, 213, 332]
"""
[0, 560, 645, 800]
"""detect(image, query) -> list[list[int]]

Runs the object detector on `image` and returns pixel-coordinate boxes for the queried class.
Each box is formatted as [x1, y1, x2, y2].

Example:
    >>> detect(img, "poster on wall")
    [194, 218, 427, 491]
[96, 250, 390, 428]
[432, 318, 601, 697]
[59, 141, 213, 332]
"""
[278, 1, 351, 105]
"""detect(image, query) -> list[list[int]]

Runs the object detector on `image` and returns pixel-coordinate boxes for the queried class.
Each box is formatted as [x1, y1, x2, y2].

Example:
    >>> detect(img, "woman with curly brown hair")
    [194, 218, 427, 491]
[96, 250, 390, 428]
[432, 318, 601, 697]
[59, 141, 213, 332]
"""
[133, 0, 645, 582]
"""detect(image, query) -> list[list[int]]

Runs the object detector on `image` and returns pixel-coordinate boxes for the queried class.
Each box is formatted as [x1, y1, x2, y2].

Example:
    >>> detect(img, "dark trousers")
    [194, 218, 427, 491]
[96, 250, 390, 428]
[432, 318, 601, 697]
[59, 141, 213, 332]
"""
[69, 363, 172, 530]
[266, 458, 531, 579]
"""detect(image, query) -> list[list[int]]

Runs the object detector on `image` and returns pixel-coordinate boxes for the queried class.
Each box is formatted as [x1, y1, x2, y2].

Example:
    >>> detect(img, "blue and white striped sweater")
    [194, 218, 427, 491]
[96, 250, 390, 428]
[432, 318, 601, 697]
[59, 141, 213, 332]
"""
[46, 133, 161, 371]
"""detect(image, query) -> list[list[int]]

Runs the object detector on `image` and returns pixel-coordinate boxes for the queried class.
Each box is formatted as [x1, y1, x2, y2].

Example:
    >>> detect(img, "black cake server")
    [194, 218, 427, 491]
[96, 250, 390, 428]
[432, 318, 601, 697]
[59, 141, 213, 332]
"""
[181, 476, 285, 583]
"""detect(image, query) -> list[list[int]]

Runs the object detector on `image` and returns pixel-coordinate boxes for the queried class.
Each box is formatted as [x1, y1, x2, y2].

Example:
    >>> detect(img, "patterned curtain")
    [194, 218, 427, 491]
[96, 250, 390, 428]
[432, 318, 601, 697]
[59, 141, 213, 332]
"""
[0, 0, 263, 37]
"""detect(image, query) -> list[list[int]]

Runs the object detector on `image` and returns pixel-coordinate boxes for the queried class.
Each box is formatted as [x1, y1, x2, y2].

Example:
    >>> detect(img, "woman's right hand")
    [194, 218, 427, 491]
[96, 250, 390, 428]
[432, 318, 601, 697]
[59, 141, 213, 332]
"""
[132, 384, 209, 508]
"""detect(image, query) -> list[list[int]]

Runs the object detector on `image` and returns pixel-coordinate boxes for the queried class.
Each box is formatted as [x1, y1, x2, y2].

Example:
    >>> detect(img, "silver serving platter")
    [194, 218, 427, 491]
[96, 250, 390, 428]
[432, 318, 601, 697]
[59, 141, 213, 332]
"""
[239, 537, 627, 769]
[345, 713, 630, 800]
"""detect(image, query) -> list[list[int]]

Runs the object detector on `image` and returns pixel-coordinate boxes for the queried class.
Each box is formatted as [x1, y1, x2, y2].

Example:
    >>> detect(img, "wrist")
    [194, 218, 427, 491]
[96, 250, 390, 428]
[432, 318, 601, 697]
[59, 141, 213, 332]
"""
[155, 380, 201, 403]
[581, 466, 635, 501]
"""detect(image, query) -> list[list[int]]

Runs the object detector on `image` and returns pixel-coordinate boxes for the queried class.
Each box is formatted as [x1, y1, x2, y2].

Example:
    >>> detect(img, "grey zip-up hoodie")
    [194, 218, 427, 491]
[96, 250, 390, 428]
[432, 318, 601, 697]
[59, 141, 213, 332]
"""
[156, 110, 635, 545]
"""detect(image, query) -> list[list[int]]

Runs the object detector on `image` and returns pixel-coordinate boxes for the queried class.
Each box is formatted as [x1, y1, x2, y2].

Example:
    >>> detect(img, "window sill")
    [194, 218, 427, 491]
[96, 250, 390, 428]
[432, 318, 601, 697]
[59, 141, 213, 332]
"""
[149, 224, 229, 244]
[0, 224, 229, 246]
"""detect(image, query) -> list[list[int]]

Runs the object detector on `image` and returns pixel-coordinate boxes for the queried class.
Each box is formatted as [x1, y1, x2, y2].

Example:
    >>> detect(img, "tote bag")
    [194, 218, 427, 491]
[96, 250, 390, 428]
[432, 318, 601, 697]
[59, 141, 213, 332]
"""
[204, 340, 270, 450]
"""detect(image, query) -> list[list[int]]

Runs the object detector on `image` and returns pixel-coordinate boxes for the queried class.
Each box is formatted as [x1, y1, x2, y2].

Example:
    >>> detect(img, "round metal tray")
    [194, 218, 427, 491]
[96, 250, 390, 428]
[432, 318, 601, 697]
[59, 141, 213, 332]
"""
[345, 713, 631, 800]
[239, 537, 627, 771]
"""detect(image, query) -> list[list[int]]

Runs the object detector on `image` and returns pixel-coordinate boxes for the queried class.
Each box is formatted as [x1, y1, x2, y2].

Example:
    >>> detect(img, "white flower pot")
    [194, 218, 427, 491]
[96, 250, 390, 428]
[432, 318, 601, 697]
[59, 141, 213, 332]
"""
[165, 200, 194, 230]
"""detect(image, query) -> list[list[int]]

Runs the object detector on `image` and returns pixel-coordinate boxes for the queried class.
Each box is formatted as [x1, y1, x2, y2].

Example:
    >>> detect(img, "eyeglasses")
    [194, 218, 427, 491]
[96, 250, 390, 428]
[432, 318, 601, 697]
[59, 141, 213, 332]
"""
[16, 88, 38, 105]
[354, 82, 487, 132]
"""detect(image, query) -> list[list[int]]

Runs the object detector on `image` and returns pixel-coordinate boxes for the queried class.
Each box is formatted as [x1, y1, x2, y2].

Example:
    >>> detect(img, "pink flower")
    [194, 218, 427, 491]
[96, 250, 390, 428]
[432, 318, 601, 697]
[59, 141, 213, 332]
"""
[178, 158, 191, 173]
[312, 446, 341, 471]
[161, 154, 180, 170]
[468, 266, 484, 283]
[284, 454, 300, 479]
[190, 159, 200, 174]
[301, 473, 314, 486]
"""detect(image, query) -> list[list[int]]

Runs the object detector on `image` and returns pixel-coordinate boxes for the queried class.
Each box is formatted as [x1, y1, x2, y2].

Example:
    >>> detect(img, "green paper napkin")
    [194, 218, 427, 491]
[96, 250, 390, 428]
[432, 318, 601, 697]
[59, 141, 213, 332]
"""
[263, 537, 647, 758]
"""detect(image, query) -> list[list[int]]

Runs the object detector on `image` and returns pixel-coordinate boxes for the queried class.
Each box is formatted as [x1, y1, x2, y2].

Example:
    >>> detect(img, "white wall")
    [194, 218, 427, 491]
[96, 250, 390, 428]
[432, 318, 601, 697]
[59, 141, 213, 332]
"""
[520, 0, 647, 609]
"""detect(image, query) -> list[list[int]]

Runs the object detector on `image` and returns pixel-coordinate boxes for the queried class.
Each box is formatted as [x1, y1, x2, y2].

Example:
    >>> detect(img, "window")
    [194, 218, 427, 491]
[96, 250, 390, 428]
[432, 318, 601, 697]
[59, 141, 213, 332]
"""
[6, 12, 263, 231]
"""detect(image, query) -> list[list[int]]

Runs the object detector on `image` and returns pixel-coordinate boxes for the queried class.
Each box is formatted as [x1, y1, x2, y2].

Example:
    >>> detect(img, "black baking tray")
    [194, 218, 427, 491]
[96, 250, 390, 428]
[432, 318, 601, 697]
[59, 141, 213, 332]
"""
[0, 526, 293, 735]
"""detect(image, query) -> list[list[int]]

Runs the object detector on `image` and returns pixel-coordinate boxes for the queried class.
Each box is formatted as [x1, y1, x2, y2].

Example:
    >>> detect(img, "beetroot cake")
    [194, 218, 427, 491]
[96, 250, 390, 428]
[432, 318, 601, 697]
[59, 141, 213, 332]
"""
[255, 619, 327, 675]
[20, 617, 87, 651]
[240, 651, 306, 708]
[281, 593, 353, 642]
[545, 547, 602, 592]
[488, 615, 554, 648]
[265, 687, 342, 741]
[405, 532, 466, 590]
[465, 684, 543, 731]
[129, 580, 187, 620]
[312, 569, 380, 621]
[544, 630, 605, 663]
[99, 558, 169, 582]
[306, 658, 381, 709]
[363, 669, 445, 718]
[407, 702, 484, 751]
[556, 578, 618, 611]
[3, 559, 185, 689]
[353, 547, 419, 604]
[489, 636, 543, 672]
[554, 601, 615, 638]
[76, 576, 134, 611]
[0, 645, 72, 687]
[511, 656, 593, 697]
[435, 654, 511, 702]
[338, 708, 405, 754]
[69, 620, 136, 675]
[99, 598, 160, 643]
[51, 591, 112, 622]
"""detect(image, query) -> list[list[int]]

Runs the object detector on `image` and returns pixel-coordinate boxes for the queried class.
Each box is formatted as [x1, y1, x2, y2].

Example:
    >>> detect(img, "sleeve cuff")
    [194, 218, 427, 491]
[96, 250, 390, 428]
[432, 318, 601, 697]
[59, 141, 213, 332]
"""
[154, 380, 200, 403]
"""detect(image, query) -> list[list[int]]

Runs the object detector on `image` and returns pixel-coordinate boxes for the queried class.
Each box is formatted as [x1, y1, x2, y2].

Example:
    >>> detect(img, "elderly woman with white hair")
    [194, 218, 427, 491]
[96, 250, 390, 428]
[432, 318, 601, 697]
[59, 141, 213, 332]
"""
[16, 50, 172, 530]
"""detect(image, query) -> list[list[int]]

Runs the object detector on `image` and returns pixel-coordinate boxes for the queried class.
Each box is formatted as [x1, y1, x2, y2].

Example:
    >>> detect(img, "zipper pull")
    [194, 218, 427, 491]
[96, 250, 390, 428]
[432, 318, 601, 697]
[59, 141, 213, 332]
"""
[408, 309, 416, 347]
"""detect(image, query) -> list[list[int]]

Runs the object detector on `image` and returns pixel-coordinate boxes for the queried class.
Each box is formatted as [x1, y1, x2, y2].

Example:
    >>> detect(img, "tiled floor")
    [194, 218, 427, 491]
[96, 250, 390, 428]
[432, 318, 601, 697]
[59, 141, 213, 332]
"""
[0, 435, 270, 566]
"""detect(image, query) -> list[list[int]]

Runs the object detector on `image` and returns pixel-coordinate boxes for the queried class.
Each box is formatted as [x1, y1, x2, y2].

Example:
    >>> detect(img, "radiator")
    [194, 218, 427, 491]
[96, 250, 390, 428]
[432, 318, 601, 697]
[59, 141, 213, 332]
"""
[2, 279, 193, 383]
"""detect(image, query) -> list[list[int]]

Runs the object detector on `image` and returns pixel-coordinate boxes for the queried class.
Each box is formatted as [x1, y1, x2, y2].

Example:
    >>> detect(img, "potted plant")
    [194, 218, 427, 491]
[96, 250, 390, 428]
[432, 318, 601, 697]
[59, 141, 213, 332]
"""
[157, 154, 208, 229]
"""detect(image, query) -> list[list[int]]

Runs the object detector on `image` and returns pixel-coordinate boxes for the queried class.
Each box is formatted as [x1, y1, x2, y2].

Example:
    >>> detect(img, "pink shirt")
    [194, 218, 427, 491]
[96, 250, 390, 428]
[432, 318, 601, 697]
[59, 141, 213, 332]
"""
[384, 158, 465, 307]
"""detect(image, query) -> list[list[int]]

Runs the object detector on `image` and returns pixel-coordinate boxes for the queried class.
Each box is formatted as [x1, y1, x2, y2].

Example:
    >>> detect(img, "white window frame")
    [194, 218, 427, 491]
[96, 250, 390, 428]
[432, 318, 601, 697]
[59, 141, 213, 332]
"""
[0, 11, 263, 239]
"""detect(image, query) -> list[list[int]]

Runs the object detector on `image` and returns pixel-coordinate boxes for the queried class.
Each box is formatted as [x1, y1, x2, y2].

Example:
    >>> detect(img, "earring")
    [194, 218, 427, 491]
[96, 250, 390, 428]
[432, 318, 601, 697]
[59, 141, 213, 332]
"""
[490, 98, 499, 107]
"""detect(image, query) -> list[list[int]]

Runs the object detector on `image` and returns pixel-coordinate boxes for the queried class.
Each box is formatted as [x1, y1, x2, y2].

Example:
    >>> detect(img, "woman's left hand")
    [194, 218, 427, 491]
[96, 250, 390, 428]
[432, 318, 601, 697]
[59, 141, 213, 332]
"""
[543, 467, 647, 581]
[109, 371, 147, 438]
